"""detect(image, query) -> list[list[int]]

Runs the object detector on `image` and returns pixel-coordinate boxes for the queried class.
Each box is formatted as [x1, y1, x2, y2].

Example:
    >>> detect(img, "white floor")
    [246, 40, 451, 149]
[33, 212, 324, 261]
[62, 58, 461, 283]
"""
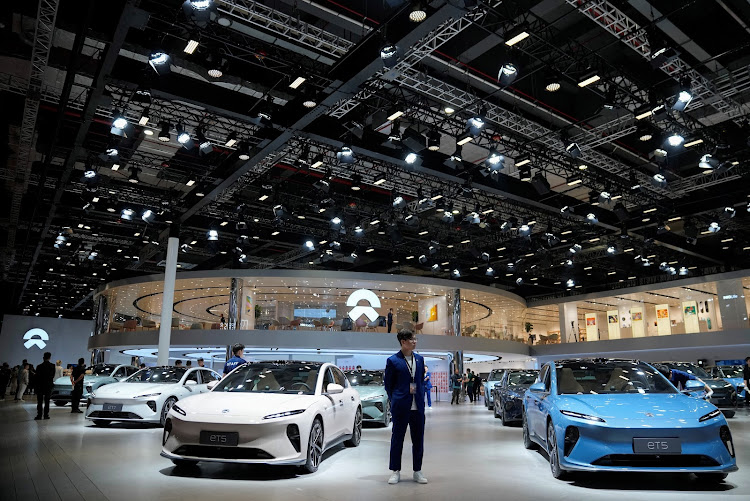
[2, 396, 749, 501]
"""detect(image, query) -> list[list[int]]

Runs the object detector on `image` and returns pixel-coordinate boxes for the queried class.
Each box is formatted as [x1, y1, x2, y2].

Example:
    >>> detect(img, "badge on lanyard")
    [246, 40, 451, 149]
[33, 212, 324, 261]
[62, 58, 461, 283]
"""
[409, 382, 416, 394]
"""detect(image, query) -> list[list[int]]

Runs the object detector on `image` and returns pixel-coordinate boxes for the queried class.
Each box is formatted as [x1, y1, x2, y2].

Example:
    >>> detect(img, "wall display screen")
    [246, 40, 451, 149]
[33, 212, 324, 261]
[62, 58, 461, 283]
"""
[294, 308, 336, 319]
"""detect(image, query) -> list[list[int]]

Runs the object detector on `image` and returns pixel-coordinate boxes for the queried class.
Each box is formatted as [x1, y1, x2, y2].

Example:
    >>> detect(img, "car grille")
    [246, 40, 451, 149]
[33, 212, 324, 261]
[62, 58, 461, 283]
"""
[363, 409, 380, 420]
[174, 445, 274, 460]
[88, 411, 142, 419]
[592, 454, 720, 467]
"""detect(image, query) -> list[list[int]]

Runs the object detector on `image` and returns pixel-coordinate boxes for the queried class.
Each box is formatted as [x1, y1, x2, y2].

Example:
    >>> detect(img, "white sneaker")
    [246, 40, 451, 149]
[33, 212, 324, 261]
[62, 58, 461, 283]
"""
[388, 471, 400, 484]
[413, 471, 428, 484]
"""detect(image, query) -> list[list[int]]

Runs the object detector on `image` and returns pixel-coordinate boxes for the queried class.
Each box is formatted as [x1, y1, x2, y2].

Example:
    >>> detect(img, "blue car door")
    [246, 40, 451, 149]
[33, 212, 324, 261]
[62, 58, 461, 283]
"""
[526, 365, 548, 439]
[533, 365, 553, 439]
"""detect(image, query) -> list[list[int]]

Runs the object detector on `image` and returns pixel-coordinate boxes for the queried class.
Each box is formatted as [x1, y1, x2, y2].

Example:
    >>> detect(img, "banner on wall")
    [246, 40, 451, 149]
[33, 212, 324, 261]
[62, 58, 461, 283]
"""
[631, 307, 645, 338]
[607, 310, 620, 340]
[655, 304, 671, 336]
[619, 308, 632, 329]
[240, 288, 255, 330]
[682, 300, 700, 333]
[585, 313, 598, 341]
[428, 304, 438, 322]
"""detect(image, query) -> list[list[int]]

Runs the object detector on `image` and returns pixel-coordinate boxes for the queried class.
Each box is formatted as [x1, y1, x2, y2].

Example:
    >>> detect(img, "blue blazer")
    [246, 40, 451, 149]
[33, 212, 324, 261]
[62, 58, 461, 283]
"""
[385, 351, 425, 417]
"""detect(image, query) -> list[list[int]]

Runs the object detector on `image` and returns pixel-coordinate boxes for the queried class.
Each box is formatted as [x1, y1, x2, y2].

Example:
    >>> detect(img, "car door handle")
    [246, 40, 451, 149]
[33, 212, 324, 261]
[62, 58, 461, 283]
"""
[339, 400, 344, 407]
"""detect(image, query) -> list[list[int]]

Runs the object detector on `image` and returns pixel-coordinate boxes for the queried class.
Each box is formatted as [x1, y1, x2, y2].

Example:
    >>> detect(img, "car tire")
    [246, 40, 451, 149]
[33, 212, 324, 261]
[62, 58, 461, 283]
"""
[53, 401, 67, 406]
[522, 411, 535, 450]
[345, 407, 362, 447]
[695, 473, 728, 483]
[493, 399, 501, 419]
[383, 402, 391, 427]
[547, 421, 566, 480]
[171, 459, 198, 468]
[303, 418, 324, 473]
[501, 406, 510, 427]
[93, 420, 111, 427]
[160, 397, 177, 427]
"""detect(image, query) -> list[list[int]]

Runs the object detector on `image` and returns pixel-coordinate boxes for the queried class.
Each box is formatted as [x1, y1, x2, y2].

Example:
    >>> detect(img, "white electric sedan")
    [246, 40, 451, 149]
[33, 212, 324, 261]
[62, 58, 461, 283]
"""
[161, 361, 362, 473]
[86, 366, 221, 427]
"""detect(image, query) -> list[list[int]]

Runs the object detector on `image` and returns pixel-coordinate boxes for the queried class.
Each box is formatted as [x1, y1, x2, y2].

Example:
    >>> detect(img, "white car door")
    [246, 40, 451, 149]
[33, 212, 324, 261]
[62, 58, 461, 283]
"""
[181, 369, 201, 397]
[331, 366, 356, 434]
[198, 369, 221, 393]
[321, 368, 344, 440]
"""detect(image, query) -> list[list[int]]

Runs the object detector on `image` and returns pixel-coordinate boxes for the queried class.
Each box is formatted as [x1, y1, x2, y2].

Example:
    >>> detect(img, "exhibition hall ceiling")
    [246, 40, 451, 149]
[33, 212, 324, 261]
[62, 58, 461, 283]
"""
[2, 0, 749, 320]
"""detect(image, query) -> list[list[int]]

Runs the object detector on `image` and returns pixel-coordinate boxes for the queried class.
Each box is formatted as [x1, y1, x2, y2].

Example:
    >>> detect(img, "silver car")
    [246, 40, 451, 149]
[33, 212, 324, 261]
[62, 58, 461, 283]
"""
[346, 370, 390, 426]
[51, 364, 138, 406]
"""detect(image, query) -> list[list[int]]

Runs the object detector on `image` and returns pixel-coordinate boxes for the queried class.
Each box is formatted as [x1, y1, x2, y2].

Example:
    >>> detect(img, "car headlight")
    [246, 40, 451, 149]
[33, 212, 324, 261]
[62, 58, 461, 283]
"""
[560, 409, 605, 422]
[263, 409, 305, 420]
[363, 395, 385, 401]
[699, 409, 721, 422]
[171, 404, 186, 416]
[133, 393, 162, 398]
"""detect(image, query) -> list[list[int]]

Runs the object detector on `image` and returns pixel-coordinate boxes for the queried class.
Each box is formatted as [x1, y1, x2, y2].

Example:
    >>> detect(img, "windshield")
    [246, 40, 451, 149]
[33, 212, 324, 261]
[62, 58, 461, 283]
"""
[667, 363, 710, 379]
[556, 361, 677, 395]
[127, 367, 186, 383]
[507, 371, 538, 388]
[88, 364, 117, 376]
[488, 370, 504, 381]
[347, 371, 385, 386]
[215, 363, 321, 395]
[719, 366, 743, 378]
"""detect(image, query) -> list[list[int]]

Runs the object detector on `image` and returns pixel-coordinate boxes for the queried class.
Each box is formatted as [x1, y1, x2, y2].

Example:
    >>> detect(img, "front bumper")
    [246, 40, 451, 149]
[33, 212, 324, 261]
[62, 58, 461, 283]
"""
[86, 398, 161, 423]
[501, 397, 524, 421]
[361, 400, 387, 422]
[162, 414, 308, 465]
[555, 418, 737, 474]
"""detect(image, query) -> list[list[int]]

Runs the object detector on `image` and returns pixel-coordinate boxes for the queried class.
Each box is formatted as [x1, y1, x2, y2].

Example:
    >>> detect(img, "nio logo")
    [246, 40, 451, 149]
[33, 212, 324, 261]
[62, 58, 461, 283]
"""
[222, 409, 230, 414]
[647, 441, 670, 450]
[23, 328, 49, 350]
[645, 412, 654, 417]
[346, 289, 381, 322]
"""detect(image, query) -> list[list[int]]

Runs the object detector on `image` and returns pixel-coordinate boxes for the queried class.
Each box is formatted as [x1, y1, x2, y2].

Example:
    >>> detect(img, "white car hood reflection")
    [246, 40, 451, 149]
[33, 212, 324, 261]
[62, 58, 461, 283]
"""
[179, 392, 318, 421]
[94, 382, 171, 398]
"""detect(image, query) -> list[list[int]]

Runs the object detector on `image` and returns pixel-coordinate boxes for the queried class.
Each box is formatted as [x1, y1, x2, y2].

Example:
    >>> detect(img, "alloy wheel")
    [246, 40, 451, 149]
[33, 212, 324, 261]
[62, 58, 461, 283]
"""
[161, 397, 176, 427]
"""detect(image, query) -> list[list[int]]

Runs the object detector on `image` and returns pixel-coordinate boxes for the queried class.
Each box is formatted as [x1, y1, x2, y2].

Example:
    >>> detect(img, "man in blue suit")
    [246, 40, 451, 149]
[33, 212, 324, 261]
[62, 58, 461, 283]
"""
[384, 329, 427, 485]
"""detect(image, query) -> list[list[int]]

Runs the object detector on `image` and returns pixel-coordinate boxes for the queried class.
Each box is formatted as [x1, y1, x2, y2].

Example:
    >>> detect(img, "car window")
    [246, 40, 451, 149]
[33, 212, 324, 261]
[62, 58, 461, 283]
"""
[201, 369, 220, 383]
[538, 365, 549, 391]
[126, 367, 139, 376]
[331, 367, 348, 388]
[112, 367, 126, 379]
[556, 361, 677, 394]
[184, 370, 200, 383]
[323, 368, 336, 392]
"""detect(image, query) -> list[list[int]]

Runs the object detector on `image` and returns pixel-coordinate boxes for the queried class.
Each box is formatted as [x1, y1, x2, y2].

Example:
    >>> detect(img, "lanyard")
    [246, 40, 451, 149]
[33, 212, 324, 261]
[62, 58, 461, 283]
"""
[405, 355, 415, 382]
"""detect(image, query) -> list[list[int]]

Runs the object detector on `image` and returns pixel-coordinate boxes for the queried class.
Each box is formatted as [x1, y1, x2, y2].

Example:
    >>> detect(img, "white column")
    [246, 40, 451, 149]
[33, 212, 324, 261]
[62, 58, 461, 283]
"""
[558, 302, 578, 343]
[716, 278, 749, 330]
[157, 236, 179, 366]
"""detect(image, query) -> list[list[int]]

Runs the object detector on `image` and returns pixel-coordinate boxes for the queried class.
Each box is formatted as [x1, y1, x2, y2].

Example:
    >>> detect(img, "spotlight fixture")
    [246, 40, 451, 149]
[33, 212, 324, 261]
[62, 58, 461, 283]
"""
[121, 208, 135, 221]
[148, 52, 171, 76]
[518, 166, 532, 182]
[577, 71, 600, 88]
[666, 132, 684, 147]
[678, 266, 689, 276]
[141, 209, 155, 223]
[504, 26, 529, 46]
[404, 151, 419, 165]
[722, 207, 736, 219]
[350, 173, 362, 191]
[337, 145, 356, 164]
[708, 221, 720, 233]
[427, 129, 440, 151]
[409, 1, 427, 22]
[672, 77, 693, 111]
[486, 266, 495, 277]
[515, 277, 523, 286]
[128, 167, 141, 184]
[304, 240, 315, 250]
[224, 132, 238, 147]
[651, 171, 667, 188]
[598, 190, 611, 204]
[393, 195, 407, 209]
[569, 244, 582, 254]
[466, 108, 486, 136]
[566, 279, 575, 288]
[112, 114, 128, 131]
[207, 229, 219, 241]
[380, 44, 401, 69]
[452, 268, 461, 278]
[237, 142, 251, 161]
[544, 73, 561, 92]
[182, 0, 215, 26]
[158, 122, 171, 142]
[176, 123, 193, 149]
[485, 149, 504, 168]
[564, 140, 581, 158]
[606, 245, 616, 254]
[498, 63, 518, 86]
[196, 127, 213, 155]
[698, 154, 720, 170]
[531, 172, 550, 194]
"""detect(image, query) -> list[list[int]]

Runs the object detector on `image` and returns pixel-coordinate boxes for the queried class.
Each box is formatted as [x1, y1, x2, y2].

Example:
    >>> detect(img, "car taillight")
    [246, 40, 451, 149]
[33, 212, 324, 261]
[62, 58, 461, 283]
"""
[287, 424, 301, 453]
[564, 426, 579, 457]
[720, 425, 734, 457]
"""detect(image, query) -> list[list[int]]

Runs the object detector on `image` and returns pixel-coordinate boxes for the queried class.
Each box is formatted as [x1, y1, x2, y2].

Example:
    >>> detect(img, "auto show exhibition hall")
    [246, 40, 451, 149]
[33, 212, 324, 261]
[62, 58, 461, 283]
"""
[2, 0, 750, 500]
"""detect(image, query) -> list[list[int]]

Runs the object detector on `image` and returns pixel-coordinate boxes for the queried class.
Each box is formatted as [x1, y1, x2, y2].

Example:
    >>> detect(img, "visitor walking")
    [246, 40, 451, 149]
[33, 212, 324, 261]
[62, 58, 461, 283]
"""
[473, 372, 481, 402]
[70, 358, 86, 413]
[450, 368, 462, 405]
[387, 308, 394, 334]
[16, 363, 29, 401]
[35, 352, 56, 420]
[384, 329, 427, 485]
[220, 314, 226, 329]
[423, 365, 432, 409]
[466, 370, 475, 403]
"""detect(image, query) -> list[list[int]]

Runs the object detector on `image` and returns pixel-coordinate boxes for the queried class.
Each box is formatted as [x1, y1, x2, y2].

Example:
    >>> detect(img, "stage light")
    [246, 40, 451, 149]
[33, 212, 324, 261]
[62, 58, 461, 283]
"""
[337, 145, 356, 164]
[652, 171, 667, 188]
[498, 63, 518, 86]
[607, 245, 616, 254]
[519, 224, 531, 237]
[182, 0, 215, 27]
[141, 209, 155, 223]
[666, 132, 684, 147]
[466, 113, 485, 136]
[672, 77, 693, 111]
[405, 152, 418, 164]
[128, 167, 141, 184]
[224, 132, 238, 147]
[569, 244, 582, 254]
[380, 44, 401, 68]
[184, 39, 199, 54]
[708, 221, 720, 233]
[505, 27, 529, 46]
[393, 196, 407, 209]
[304, 240, 315, 250]
[427, 130, 440, 151]
[722, 207, 736, 219]
[577, 72, 600, 88]
[207, 229, 219, 241]
[564, 141, 581, 158]
[409, 2, 427, 22]
[566, 279, 575, 288]
[699, 154, 720, 169]
[516, 277, 523, 286]
[158, 122, 171, 142]
[519, 166, 531, 182]
[599, 191, 611, 204]
[121, 208, 134, 220]
[452, 268, 461, 278]
[544, 73, 561, 92]
[289, 76, 306, 89]
[566, 175, 582, 186]
[148, 52, 171, 76]
[237, 142, 251, 161]
[678, 266, 689, 276]
[112, 115, 128, 130]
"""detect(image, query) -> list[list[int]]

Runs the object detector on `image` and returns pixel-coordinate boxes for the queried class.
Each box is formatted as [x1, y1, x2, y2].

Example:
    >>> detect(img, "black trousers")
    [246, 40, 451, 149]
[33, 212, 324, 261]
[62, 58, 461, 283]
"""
[36, 387, 51, 417]
[451, 388, 460, 404]
[389, 410, 424, 472]
[0, 377, 8, 398]
[71, 386, 83, 411]
[387, 322, 393, 333]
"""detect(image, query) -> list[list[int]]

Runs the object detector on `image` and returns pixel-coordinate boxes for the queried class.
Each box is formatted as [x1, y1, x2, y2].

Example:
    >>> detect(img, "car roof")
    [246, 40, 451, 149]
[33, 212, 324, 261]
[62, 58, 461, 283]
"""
[246, 360, 324, 367]
[552, 358, 642, 364]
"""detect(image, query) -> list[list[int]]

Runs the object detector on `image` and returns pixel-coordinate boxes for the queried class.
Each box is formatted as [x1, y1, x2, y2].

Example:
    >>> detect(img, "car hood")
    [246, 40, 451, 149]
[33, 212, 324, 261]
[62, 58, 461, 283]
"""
[553, 393, 719, 427]
[54, 375, 110, 387]
[177, 392, 318, 421]
[722, 377, 743, 386]
[705, 378, 734, 391]
[93, 382, 172, 398]
[354, 386, 387, 399]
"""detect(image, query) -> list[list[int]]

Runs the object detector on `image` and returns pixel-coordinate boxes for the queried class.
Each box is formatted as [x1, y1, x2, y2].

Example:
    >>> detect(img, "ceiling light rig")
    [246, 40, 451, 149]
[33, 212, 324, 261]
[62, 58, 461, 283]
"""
[498, 63, 518, 86]
[148, 52, 171, 76]
[409, 1, 427, 22]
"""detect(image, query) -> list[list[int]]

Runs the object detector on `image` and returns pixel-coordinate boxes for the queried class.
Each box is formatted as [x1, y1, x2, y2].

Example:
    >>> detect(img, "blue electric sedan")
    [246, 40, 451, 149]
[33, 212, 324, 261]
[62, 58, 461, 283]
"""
[523, 359, 737, 482]
[483, 369, 505, 410]
[709, 365, 746, 400]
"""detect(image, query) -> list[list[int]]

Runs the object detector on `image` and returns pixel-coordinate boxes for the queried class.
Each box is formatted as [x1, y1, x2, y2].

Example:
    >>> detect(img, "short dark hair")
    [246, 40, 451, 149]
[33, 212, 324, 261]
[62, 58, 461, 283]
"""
[175, 359, 183, 365]
[232, 343, 245, 355]
[43, 352, 51, 360]
[746, 357, 750, 362]
[397, 329, 414, 344]
[78, 358, 85, 365]
[197, 357, 204, 362]
[139, 363, 146, 368]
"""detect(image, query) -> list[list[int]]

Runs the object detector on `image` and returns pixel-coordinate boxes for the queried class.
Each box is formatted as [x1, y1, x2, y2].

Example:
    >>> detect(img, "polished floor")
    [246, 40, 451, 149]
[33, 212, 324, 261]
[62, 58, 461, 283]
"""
[1, 395, 749, 501]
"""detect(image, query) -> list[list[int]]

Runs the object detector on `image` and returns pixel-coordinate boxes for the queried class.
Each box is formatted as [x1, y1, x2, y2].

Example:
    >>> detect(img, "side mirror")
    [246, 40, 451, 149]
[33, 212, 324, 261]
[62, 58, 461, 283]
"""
[326, 383, 344, 394]
[684, 380, 704, 390]
[529, 382, 546, 393]
[185, 380, 197, 386]
[207, 380, 219, 391]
